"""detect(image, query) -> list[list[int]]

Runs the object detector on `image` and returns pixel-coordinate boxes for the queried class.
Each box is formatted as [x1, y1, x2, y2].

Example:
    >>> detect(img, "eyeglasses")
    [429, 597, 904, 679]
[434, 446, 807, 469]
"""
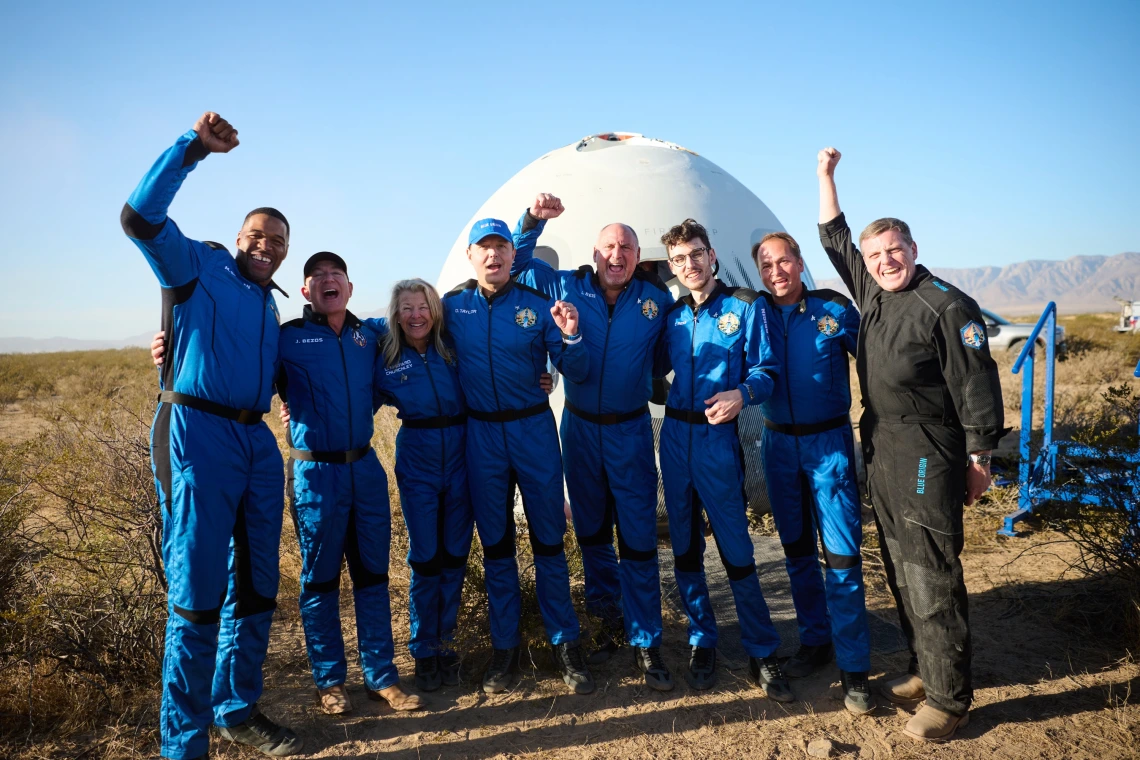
[669, 247, 709, 268]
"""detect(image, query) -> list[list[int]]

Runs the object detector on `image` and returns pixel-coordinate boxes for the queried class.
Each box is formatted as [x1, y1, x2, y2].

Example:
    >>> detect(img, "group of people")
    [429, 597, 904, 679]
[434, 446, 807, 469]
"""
[124, 112, 1005, 760]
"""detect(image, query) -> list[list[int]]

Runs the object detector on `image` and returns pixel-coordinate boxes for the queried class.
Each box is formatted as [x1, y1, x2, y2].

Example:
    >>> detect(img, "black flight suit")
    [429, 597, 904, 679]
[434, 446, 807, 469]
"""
[819, 213, 1007, 716]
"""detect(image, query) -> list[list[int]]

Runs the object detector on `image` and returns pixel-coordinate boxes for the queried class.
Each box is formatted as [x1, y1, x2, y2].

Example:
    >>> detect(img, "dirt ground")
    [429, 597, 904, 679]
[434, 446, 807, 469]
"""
[165, 498, 1134, 760]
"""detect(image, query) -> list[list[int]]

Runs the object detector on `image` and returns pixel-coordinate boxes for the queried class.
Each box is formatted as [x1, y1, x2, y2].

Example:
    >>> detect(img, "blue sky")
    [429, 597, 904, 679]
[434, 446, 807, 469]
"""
[1, 1, 1137, 339]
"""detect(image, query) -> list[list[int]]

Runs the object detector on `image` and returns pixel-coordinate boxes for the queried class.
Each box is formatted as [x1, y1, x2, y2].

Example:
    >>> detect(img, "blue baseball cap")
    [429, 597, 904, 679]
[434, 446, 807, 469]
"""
[468, 218, 513, 246]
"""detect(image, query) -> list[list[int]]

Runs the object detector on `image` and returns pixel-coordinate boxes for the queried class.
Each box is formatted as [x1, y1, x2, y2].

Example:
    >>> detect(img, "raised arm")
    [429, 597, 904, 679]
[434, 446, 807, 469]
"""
[816, 148, 874, 309]
[511, 193, 566, 298]
[121, 112, 239, 288]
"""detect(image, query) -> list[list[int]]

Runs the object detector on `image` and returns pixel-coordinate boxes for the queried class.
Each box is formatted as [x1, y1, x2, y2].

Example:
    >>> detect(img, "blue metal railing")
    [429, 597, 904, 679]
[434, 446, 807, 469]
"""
[1001, 303, 1058, 536]
[1002, 304, 1140, 536]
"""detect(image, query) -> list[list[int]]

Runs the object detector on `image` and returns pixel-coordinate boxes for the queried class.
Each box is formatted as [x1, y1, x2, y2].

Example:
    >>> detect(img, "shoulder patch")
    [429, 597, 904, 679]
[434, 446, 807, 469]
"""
[756, 289, 775, 307]
[807, 288, 851, 309]
[444, 279, 478, 298]
[203, 240, 229, 252]
[513, 280, 553, 301]
[960, 320, 987, 350]
[726, 287, 759, 304]
[664, 299, 688, 318]
[280, 317, 306, 330]
[574, 264, 593, 280]
[633, 266, 670, 292]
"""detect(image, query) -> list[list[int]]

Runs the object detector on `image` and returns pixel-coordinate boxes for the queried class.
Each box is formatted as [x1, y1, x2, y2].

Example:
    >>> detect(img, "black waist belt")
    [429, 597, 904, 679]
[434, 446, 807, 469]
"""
[290, 444, 372, 464]
[566, 400, 649, 426]
[763, 414, 849, 436]
[401, 413, 467, 430]
[158, 390, 264, 425]
[665, 406, 708, 425]
[467, 400, 551, 424]
[864, 412, 950, 425]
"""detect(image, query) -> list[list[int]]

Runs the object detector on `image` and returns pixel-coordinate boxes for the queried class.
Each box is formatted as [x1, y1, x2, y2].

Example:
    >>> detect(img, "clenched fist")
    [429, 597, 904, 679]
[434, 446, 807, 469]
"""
[817, 147, 841, 178]
[193, 111, 240, 154]
[531, 193, 565, 220]
[550, 300, 579, 336]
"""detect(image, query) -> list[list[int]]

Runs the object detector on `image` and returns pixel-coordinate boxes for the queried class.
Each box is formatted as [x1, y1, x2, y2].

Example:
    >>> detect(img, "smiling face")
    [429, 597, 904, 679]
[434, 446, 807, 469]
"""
[861, 229, 918, 291]
[756, 238, 805, 304]
[466, 235, 516, 291]
[236, 213, 289, 285]
[667, 237, 717, 294]
[593, 224, 640, 294]
[302, 263, 352, 315]
[396, 289, 434, 347]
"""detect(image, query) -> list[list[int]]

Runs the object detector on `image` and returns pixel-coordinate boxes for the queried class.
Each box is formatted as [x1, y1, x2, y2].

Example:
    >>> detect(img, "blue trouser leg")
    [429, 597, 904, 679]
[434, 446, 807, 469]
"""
[762, 429, 832, 648]
[157, 407, 280, 758]
[807, 427, 870, 672]
[661, 418, 718, 650]
[561, 412, 622, 626]
[604, 418, 663, 648]
[512, 413, 580, 645]
[400, 477, 443, 660]
[292, 460, 351, 690]
[467, 419, 523, 650]
[346, 455, 398, 690]
[438, 470, 474, 650]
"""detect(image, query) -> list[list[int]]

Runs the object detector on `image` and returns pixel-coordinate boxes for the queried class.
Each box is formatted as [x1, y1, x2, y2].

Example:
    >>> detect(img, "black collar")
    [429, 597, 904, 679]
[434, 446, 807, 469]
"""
[680, 279, 728, 310]
[483, 279, 515, 304]
[268, 279, 289, 297]
[303, 304, 362, 330]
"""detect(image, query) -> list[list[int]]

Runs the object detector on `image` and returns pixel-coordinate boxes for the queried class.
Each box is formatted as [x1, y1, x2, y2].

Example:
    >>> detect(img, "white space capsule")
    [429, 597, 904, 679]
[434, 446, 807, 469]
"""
[436, 133, 818, 515]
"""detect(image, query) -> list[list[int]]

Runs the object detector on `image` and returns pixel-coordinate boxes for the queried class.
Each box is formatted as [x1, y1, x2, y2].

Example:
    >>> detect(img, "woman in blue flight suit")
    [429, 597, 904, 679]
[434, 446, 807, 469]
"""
[373, 279, 473, 692]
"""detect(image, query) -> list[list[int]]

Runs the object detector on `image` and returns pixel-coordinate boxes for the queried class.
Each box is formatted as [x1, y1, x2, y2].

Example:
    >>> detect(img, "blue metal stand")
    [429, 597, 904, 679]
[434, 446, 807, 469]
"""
[1001, 302, 1140, 536]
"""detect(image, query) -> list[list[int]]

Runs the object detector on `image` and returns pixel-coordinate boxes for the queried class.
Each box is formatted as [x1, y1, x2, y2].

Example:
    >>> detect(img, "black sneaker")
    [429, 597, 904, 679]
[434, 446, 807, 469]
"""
[749, 656, 795, 703]
[482, 647, 520, 694]
[841, 670, 875, 715]
[782, 642, 834, 678]
[586, 623, 624, 666]
[554, 641, 596, 694]
[685, 646, 717, 690]
[215, 705, 303, 757]
[439, 650, 461, 686]
[415, 654, 441, 692]
[634, 646, 674, 692]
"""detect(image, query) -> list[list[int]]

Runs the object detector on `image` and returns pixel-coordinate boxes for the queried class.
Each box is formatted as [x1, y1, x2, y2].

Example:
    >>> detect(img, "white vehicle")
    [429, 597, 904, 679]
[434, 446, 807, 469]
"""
[981, 308, 1066, 353]
[1113, 297, 1140, 333]
[437, 132, 813, 515]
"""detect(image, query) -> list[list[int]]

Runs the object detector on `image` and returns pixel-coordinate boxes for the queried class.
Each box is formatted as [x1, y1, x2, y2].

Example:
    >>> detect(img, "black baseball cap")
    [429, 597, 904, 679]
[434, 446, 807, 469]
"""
[303, 251, 348, 278]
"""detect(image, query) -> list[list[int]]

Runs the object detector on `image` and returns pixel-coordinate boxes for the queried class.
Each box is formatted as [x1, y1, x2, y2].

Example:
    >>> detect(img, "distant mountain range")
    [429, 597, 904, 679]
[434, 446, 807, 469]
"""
[816, 252, 1140, 316]
[4, 254, 1138, 353]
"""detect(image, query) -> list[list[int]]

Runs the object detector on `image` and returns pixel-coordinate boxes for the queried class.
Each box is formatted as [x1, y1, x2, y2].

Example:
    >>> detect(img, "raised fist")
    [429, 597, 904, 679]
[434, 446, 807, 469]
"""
[193, 111, 240, 154]
[817, 147, 841, 178]
[531, 193, 565, 220]
[550, 300, 579, 336]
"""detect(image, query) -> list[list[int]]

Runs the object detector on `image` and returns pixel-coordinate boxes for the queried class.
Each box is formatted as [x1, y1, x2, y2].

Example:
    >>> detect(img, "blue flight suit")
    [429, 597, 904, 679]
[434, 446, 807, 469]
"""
[373, 335, 473, 660]
[659, 283, 781, 658]
[760, 289, 870, 673]
[510, 211, 673, 648]
[279, 308, 397, 693]
[442, 278, 589, 650]
[122, 130, 285, 760]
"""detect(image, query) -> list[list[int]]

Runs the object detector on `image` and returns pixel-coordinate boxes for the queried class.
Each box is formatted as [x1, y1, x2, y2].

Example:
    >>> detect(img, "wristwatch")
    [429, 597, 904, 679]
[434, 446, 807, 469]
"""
[968, 453, 991, 466]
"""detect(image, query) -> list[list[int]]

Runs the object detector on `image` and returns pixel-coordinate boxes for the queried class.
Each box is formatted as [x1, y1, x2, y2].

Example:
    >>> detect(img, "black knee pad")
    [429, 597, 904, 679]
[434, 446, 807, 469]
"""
[822, 546, 860, 570]
[173, 603, 223, 626]
[304, 575, 341, 594]
[530, 535, 565, 557]
[351, 568, 390, 590]
[440, 550, 469, 570]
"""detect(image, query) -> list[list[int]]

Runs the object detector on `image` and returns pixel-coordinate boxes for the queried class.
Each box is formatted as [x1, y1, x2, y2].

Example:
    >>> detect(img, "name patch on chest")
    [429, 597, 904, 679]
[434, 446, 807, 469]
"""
[299, 337, 323, 344]
[385, 359, 414, 375]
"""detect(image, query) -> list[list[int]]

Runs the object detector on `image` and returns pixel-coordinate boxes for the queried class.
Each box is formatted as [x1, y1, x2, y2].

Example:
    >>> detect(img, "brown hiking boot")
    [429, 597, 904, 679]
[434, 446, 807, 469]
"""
[880, 672, 925, 706]
[366, 683, 427, 711]
[903, 703, 969, 742]
[316, 684, 353, 715]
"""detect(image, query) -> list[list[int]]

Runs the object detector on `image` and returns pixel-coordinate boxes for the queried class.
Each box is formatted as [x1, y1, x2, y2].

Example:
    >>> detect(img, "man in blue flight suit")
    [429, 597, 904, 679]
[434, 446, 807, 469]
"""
[278, 253, 424, 716]
[122, 112, 300, 759]
[752, 232, 874, 715]
[508, 193, 676, 691]
[657, 218, 793, 701]
[443, 216, 594, 694]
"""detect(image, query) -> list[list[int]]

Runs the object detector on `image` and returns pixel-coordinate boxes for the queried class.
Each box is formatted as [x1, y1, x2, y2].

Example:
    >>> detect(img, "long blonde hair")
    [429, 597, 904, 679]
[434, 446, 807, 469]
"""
[383, 279, 453, 367]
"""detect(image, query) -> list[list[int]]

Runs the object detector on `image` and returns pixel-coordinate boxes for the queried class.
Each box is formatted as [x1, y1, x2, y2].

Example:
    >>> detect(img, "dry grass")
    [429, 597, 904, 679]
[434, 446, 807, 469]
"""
[2, 312, 1140, 758]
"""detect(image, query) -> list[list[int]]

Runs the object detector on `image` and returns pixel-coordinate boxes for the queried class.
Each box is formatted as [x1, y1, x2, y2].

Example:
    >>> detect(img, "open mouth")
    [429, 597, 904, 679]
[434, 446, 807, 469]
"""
[486, 263, 503, 275]
[882, 266, 901, 277]
[407, 321, 427, 331]
[606, 263, 625, 275]
[322, 287, 340, 299]
[250, 253, 272, 267]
